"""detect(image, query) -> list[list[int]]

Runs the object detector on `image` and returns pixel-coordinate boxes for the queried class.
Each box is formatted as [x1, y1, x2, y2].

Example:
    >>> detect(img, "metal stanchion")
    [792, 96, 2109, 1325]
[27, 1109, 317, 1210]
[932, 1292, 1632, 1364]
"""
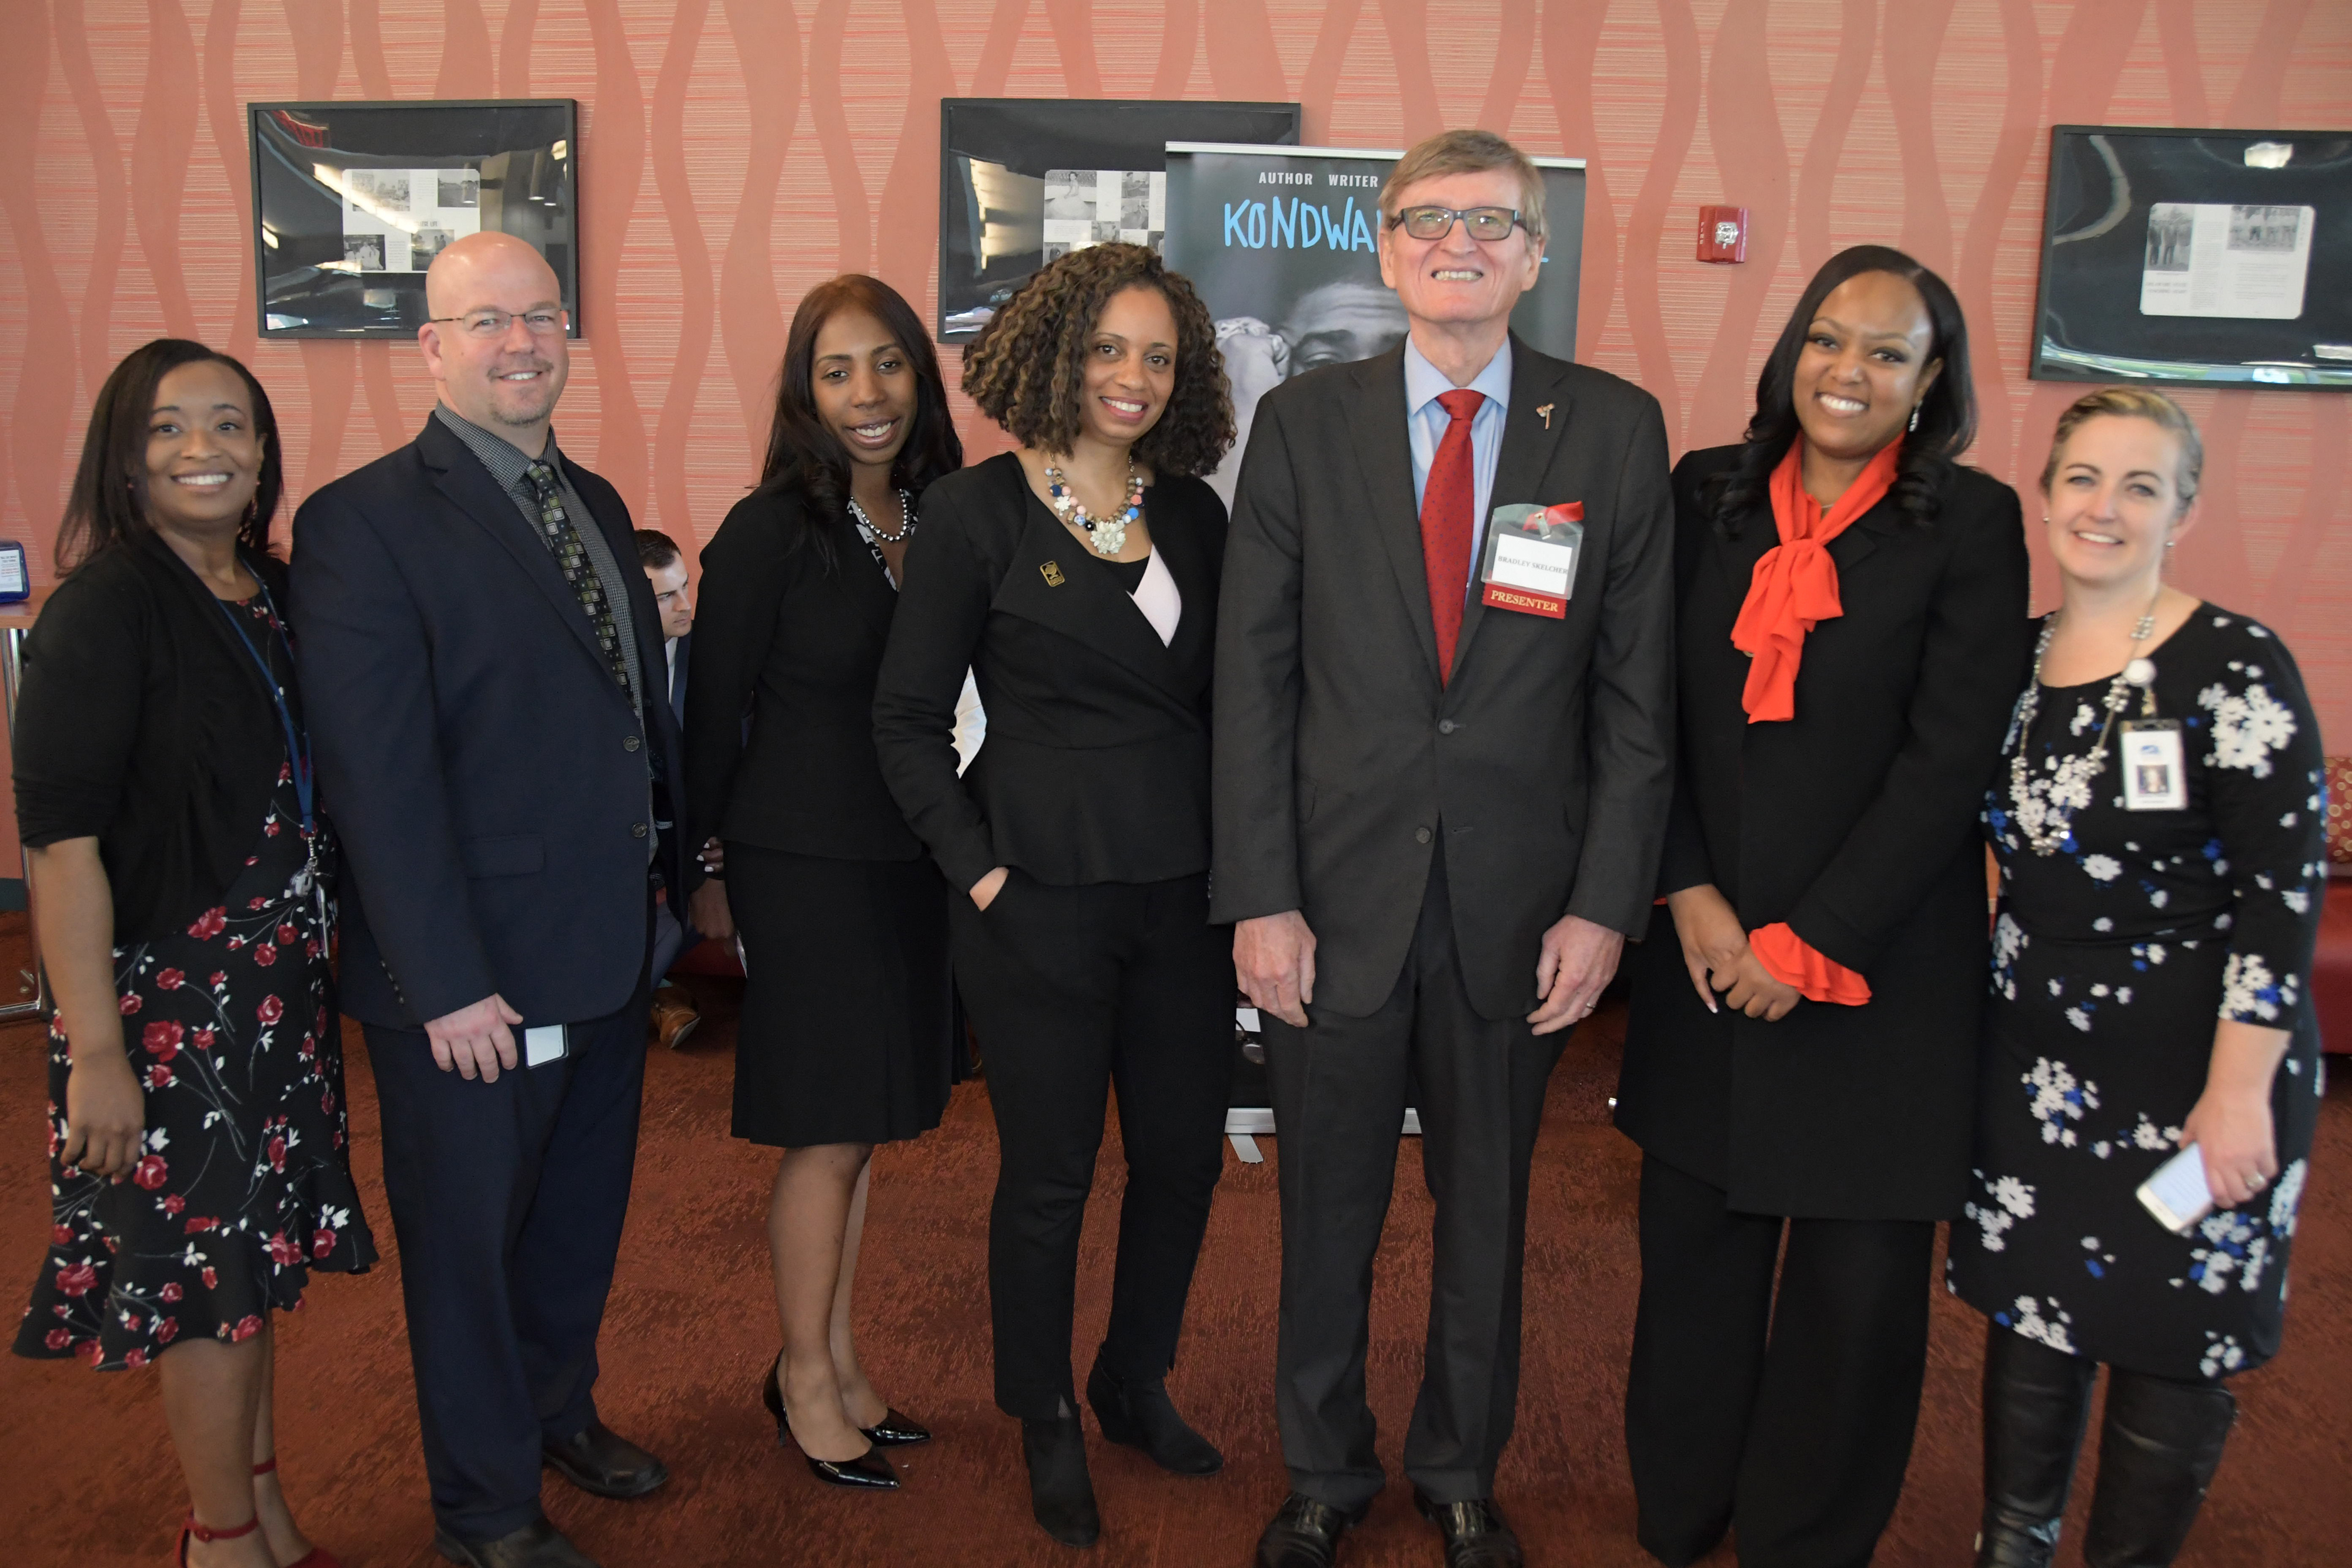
[1, 596, 50, 1021]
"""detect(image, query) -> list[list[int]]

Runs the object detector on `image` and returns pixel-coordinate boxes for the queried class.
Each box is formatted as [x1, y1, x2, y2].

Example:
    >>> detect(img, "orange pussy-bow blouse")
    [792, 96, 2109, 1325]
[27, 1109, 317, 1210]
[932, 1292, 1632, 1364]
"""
[1728, 436, 1902, 1008]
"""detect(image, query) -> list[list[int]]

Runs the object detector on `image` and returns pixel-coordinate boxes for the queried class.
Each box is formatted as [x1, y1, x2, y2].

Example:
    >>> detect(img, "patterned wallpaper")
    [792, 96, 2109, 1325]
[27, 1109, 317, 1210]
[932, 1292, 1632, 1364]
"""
[1, 1, 2347, 768]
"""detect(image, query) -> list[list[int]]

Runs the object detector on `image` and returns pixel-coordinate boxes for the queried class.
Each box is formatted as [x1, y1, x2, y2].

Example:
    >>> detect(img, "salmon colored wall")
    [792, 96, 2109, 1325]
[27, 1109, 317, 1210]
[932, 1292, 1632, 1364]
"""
[2, 0, 2349, 885]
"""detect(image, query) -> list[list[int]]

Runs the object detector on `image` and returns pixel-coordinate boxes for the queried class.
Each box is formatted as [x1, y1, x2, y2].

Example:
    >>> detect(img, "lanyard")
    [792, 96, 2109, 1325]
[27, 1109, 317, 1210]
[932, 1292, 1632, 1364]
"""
[215, 583, 315, 839]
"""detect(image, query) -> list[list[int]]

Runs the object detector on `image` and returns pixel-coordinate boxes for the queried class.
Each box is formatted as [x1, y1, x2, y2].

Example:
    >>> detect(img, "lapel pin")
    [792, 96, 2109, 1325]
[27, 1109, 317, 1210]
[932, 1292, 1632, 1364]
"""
[1040, 560, 1065, 587]
[1537, 403, 1555, 430]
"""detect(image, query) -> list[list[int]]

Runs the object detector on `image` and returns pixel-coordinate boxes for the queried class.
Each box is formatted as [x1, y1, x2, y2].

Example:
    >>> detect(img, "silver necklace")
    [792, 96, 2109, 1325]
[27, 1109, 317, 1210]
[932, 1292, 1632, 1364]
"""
[2005, 601, 2161, 856]
[848, 490, 913, 545]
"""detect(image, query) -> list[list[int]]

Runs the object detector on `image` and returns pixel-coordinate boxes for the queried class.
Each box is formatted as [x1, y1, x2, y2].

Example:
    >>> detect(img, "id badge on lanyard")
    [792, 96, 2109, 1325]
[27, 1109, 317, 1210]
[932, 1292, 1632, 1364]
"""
[1478, 502, 1584, 618]
[2120, 720, 2187, 811]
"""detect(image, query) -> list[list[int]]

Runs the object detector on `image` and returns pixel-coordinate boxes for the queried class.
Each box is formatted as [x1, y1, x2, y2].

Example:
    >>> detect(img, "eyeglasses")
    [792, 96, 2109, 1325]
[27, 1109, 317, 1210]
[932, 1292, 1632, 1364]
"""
[429, 308, 567, 339]
[1389, 206, 1524, 242]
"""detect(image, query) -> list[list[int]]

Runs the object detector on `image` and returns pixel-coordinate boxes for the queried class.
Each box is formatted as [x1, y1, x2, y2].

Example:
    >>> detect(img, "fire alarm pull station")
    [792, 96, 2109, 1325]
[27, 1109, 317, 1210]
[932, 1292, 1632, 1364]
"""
[1698, 206, 1748, 263]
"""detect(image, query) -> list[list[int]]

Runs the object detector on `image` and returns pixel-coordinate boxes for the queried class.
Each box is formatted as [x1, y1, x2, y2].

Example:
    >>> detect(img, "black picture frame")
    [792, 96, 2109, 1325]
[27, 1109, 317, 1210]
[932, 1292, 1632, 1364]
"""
[936, 98, 1302, 342]
[2032, 124, 2352, 389]
[249, 99, 580, 340]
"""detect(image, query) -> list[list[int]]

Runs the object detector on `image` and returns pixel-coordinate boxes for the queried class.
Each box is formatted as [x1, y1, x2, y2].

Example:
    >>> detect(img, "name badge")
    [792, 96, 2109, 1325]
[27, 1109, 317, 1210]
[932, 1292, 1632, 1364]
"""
[2119, 720, 2186, 811]
[1479, 502, 1583, 618]
[524, 1024, 571, 1067]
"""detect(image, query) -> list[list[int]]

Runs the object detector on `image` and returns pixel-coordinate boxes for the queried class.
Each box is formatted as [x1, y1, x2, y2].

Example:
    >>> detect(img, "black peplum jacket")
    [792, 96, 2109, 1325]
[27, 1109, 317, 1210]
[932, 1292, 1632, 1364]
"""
[872, 452, 1226, 895]
[1615, 442, 2035, 1221]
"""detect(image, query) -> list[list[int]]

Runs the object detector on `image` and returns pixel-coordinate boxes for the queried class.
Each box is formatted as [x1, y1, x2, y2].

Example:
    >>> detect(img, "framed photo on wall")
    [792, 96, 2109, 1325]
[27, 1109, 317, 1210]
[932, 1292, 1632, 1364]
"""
[2032, 125, 2352, 389]
[249, 99, 579, 340]
[936, 98, 1302, 342]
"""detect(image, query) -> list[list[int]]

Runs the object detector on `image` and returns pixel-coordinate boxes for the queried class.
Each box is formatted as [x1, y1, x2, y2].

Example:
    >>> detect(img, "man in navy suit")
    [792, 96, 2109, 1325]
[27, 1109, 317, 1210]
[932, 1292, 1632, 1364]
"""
[634, 527, 701, 1047]
[292, 233, 688, 1568]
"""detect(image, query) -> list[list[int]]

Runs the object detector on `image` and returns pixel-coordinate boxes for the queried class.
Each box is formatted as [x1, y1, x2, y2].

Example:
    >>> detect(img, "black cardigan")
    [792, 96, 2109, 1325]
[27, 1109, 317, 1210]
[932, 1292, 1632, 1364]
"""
[683, 483, 925, 863]
[14, 533, 299, 944]
[873, 453, 1227, 893]
[1615, 444, 2034, 1221]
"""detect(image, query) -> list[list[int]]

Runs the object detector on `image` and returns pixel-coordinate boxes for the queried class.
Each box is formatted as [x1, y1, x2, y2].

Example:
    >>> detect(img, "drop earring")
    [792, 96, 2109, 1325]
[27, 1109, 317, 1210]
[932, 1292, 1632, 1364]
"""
[1908, 403, 1921, 433]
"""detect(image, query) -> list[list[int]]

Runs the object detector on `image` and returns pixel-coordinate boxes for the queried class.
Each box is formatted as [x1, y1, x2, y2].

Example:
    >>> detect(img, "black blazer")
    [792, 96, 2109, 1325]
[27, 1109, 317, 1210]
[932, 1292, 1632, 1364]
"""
[290, 414, 689, 1030]
[1615, 443, 2034, 1220]
[14, 535, 299, 944]
[685, 486, 923, 863]
[873, 452, 1226, 894]
[1211, 338, 1678, 1019]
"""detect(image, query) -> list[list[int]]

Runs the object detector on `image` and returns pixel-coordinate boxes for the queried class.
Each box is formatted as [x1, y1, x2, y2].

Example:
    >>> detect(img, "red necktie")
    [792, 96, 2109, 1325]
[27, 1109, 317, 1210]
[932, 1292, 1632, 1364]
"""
[1420, 388, 1485, 684]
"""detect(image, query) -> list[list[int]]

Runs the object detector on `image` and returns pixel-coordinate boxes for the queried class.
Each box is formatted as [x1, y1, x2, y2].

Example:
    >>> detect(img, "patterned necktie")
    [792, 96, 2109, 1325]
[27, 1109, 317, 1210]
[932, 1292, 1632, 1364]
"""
[522, 460, 632, 694]
[1420, 388, 1486, 685]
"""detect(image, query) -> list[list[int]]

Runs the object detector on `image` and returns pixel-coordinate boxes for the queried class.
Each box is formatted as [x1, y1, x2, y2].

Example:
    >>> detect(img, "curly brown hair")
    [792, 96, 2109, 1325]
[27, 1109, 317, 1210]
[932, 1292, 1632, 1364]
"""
[961, 243, 1234, 479]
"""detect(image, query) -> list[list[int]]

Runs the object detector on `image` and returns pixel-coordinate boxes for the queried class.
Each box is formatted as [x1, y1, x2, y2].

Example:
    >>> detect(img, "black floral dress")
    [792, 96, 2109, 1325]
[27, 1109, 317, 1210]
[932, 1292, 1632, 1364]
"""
[1949, 607, 2326, 1382]
[14, 596, 375, 1371]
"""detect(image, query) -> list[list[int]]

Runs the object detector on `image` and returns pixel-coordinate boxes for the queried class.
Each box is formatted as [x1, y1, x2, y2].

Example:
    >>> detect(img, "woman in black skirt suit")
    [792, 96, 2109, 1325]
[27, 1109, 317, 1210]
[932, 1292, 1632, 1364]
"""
[1614, 246, 2033, 1568]
[14, 340, 373, 1566]
[684, 275, 961, 1490]
[873, 243, 1236, 1547]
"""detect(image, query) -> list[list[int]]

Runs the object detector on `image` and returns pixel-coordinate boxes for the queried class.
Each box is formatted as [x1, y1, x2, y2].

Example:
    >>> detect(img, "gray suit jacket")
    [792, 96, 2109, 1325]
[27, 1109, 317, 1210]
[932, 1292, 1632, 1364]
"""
[1210, 336, 1676, 1019]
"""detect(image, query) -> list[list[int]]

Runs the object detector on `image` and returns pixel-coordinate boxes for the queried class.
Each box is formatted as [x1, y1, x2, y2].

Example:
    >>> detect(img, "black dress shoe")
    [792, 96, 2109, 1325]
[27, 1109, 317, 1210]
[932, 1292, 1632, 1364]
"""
[761, 1350, 901, 1487]
[1085, 1358, 1222, 1476]
[1020, 1412, 1101, 1547]
[541, 1421, 669, 1500]
[1414, 1493, 1523, 1568]
[433, 1516, 599, 1568]
[860, 1408, 933, 1447]
[1255, 1493, 1362, 1568]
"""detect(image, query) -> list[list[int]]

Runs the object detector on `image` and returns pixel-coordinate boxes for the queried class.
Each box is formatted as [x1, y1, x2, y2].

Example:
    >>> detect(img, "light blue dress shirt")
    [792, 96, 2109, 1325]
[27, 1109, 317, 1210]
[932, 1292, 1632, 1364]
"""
[1404, 334, 1514, 589]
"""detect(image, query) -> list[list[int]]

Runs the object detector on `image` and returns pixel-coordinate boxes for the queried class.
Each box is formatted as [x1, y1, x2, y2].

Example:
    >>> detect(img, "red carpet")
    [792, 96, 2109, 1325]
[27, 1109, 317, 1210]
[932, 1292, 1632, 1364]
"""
[7, 935, 2348, 1566]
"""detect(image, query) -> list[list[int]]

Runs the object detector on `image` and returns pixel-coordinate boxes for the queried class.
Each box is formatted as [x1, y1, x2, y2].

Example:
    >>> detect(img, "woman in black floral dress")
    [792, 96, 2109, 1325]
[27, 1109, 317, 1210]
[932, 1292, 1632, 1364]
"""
[1951, 389, 2326, 1568]
[12, 340, 373, 1568]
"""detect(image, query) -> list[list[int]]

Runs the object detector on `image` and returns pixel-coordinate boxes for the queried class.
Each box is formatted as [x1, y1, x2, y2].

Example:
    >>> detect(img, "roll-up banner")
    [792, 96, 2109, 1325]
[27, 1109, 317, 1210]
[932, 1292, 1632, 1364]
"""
[1163, 141, 1586, 503]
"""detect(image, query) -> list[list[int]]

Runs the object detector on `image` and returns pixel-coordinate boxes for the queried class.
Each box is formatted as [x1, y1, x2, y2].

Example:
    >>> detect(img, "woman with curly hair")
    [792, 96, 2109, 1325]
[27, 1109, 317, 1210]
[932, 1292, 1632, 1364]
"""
[874, 242, 1235, 1546]
[14, 339, 374, 1566]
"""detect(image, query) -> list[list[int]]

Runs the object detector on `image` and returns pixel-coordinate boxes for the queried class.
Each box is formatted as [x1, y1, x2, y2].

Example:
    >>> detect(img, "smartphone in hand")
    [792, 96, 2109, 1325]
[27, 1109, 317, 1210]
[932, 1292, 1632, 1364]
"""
[2137, 1144, 2216, 1234]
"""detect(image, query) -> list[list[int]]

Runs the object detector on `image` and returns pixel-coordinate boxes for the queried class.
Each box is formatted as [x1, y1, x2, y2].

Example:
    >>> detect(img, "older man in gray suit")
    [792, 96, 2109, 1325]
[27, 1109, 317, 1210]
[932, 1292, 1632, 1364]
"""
[1214, 130, 1676, 1568]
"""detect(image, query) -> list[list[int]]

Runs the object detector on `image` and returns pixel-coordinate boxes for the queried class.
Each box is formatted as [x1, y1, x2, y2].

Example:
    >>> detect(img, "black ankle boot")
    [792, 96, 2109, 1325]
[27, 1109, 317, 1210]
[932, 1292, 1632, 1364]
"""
[1020, 1410, 1101, 1547]
[1085, 1356, 1223, 1476]
[2082, 1368, 2236, 1567]
[1975, 1325, 2099, 1567]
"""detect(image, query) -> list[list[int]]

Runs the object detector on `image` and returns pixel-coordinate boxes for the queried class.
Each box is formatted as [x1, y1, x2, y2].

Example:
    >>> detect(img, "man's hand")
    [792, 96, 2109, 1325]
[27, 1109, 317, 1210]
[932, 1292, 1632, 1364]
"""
[688, 878, 734, 944]
[1235, 911, 1317, 1028]
[1665, 884, 1748, 1015]
[427, 994, 524, 1082]
[61, 1045, 146, 1181]
[1528, 914, 1625, 1035]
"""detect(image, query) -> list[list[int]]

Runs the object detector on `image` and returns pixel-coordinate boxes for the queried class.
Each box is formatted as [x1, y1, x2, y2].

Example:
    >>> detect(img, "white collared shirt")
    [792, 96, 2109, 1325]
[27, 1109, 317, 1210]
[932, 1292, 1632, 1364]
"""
[1404, 334, 1514, 590]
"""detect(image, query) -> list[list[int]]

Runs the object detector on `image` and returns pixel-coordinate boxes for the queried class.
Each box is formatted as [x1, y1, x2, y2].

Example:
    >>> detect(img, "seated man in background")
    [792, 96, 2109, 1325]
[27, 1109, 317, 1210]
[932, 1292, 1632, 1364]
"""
[637, 527, 703, 1049]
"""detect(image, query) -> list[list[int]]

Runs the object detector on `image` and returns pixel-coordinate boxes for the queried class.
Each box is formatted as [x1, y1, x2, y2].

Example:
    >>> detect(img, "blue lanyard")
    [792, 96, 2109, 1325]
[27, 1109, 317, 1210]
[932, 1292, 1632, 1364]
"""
[215, 582, 316, 838]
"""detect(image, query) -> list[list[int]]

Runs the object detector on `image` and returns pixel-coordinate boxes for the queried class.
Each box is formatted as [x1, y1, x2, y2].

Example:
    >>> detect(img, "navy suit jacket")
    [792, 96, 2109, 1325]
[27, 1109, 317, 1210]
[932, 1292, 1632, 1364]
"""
[290, 413, 689, 1030]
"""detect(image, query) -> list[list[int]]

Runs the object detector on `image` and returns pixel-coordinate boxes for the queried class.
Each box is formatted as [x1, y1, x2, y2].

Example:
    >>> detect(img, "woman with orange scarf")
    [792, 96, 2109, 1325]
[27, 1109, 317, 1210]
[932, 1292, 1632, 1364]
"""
[1614, 246, 2033, 1568]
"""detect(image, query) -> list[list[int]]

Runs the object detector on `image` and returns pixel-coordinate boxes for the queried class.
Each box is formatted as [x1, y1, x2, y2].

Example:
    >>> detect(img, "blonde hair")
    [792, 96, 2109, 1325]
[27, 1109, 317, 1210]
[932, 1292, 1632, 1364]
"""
[2040, 386, 2204, 509]
[1379, 129, 1547, 248]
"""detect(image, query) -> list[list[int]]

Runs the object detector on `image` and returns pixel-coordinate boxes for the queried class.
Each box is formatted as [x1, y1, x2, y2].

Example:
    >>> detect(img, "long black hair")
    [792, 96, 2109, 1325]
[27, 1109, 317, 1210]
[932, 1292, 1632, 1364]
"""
[757, 275, 962, 569]
[56, 338, 283, 571]
[1705, 244, 1975, 536]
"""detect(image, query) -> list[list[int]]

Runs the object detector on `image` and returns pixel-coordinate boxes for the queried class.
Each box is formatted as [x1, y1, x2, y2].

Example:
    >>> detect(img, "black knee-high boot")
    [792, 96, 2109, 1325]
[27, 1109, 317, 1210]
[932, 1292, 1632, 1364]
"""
[1975, 1325, 2098, 1568]
[2082, 1368, 2236, 1567]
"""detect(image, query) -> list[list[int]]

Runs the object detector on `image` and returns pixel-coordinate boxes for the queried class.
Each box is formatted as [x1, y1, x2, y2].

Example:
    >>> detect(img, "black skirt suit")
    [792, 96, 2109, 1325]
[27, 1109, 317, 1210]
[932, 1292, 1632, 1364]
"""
[686, 484, 951, 1148]
[873, 452, 1231, 1419]
[1614, 444, 2034, 1568]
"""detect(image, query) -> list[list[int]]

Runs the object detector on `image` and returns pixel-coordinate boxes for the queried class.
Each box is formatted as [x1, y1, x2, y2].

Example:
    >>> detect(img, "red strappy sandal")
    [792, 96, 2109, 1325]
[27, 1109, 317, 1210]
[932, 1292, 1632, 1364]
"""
[177, 1513, 259, 1566]
[250, 1460, 342, 1568]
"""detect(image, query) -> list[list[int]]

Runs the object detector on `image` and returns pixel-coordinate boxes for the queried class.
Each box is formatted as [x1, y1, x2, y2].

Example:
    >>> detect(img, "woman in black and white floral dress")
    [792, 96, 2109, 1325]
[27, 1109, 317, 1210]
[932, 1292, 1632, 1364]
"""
[1950, 388, 2325, 1568]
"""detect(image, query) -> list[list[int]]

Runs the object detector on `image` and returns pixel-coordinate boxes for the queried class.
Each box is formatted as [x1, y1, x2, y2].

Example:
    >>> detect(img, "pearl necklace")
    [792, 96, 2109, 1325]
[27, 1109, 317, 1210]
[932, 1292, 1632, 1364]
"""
[2005, 605, 2160, 856]
[1045, 459, 1143, 557]
[847, 490, 913, 545]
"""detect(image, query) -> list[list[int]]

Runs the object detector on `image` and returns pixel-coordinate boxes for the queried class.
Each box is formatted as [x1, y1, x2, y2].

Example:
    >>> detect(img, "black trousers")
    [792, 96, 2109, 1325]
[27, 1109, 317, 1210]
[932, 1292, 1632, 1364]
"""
[948, 869, 1231, 1420]
[1625, 1154, 1936, 1568]
[366, 973, 651, 1543]
[1260, 842, 1566, 1512]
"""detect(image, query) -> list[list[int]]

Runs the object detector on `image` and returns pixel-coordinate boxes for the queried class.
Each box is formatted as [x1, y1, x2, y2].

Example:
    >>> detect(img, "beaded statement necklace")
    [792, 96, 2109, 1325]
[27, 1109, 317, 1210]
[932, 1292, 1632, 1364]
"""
[2006, 602, 2161, 856]
[1044, 459, 1143, 557]
[847, 490, 915, 588]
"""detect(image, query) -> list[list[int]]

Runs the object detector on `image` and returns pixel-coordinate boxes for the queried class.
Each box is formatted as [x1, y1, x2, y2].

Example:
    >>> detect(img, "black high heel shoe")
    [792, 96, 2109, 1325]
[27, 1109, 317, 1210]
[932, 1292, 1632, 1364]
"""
[762, 1351, 900, 1490]
[860, 1408, 933, 1447]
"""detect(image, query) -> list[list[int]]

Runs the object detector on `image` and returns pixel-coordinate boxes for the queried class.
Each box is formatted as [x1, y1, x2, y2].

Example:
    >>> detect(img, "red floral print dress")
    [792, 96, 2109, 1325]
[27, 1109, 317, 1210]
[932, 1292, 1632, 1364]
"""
[14, 596, 375, 1370]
